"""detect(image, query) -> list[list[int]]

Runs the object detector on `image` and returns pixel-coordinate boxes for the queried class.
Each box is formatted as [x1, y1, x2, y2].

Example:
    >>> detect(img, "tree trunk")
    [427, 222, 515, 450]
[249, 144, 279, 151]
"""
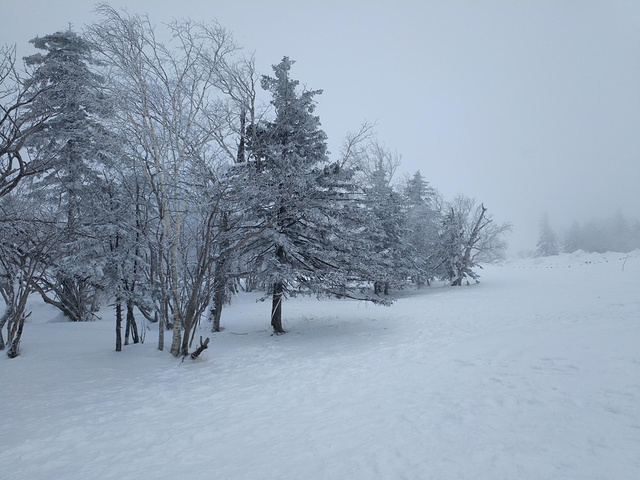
[168, 248, 183, 357]
[0, 307, 11, 350]
[126, 300, 139, 344]
[211, 211, 230, 333]
[169, 308, 183, 356]
[5, 283, 30, 358]
[181, 307, 198, 357]
[115, 300, 122, 352]
[151, 246, 165, 352]
[6, 312, 25, 358]
[236, 109, 246, 163]
[211, 259, 227, 333]
[156, 309, 164, 352]
[124, 303, 130, 346]
[211, 301, 223, 333]
[271, 281, 285, 334]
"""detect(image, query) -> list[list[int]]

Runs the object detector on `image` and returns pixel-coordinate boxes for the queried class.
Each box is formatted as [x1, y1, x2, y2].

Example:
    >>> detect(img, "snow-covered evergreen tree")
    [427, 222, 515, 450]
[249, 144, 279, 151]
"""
[433, 206, 465, 284]
[355, 142, 410, 294]
[22, 29, 116, 322]
[563, 221, 582, 253]
[630, 221, 640, 251]
[243, 57, 385, 334]
[536, 213, 559, 257]
[99, 166, 154, 351]
[608, 210, 631, 253]
[401, 171, 440, 287]
[404, 171, 434, 207]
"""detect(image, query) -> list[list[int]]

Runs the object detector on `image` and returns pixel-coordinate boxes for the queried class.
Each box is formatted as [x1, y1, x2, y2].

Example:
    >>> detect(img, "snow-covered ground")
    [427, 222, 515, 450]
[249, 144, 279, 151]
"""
[1, 251, 639, 479]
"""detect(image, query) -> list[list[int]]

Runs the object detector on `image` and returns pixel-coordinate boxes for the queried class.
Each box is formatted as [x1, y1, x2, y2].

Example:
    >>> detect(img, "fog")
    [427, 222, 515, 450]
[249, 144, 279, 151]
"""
[3, 0, 639, 253]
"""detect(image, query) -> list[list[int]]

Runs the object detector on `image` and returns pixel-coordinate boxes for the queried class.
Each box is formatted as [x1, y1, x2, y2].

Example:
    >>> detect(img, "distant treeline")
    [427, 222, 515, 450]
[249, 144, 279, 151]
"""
[563, 212, 640, 254]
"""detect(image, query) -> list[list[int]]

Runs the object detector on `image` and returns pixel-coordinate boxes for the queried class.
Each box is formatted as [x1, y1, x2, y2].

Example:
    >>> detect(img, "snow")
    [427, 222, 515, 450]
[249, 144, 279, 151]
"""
[1, 251, 639, 479]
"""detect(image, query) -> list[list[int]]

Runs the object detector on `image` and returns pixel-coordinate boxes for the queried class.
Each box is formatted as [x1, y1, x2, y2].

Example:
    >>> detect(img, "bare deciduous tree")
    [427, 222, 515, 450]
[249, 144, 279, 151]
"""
[0, 45, 60, 199]
[435, 196, 511, 286]
[89, 5, 262, 356]
[0, 195, 60, 357]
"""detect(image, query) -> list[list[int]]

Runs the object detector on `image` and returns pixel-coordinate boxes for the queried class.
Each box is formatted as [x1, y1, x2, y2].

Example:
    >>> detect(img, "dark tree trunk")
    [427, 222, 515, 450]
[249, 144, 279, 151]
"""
[212, 213, 229, 333]
[4, 285, 31, 358]
[182, 307, 201, 357]
[270, 243, 286, 334]
[127, 185, 141, 346]
[115, 300, 122, 352]
[211, 300, 223, 333]
[6, 313, 25, 359]
[211, 261, 227, 333]
[0, 308, 10, 351]
[236, 109, 246, 163]
[155, 310, 163, 352]
[124, 304, 130, 346]
[125, 300, 139, 344]
[271, 281, 285, 334]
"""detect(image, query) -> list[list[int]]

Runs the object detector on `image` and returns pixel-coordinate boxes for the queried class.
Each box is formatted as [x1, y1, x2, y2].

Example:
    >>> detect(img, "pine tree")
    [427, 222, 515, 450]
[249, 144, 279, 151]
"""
[630, 221, 640, 251]
[563, 221, 582, 253]
[608, 210, 630, 253]
[357, 143, 409, 294]
[22, 29, 116, 322]
[243, 57, 384, 334]
[404, 171, 434, 207]
[536, 213, 559, 257]
[402, 171, 440, 287]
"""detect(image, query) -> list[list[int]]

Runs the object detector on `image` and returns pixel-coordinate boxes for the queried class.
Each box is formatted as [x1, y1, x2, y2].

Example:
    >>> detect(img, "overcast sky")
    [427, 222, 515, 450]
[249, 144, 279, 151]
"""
[3, 0, 639, 253]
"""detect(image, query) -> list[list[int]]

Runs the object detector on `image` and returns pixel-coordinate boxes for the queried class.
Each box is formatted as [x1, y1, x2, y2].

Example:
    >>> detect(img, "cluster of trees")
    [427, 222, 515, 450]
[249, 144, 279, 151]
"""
[563, 212, 640, 254]
[536, 211, 640, 257]
[1, 6, 511, 358]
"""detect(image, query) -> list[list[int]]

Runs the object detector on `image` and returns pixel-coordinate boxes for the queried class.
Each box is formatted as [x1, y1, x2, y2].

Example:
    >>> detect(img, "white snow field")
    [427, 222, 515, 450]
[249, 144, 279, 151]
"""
[1, 251, 639, 480]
